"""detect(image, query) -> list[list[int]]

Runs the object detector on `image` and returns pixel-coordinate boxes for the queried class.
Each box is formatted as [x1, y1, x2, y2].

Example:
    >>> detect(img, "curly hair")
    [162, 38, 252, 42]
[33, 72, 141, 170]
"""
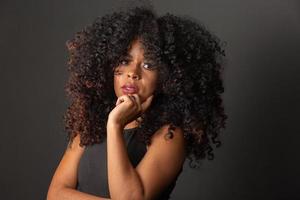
[63, 4, 227, 168]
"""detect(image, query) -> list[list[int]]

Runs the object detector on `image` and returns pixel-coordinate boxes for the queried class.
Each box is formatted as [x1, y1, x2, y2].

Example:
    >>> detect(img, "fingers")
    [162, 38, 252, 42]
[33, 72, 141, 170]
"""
[115, 94, 138, 107]
[115, 94, 153, 115]
[116, 96, 125, 106]
[128, 95, 136, 103]
[115, 95, 131, 106]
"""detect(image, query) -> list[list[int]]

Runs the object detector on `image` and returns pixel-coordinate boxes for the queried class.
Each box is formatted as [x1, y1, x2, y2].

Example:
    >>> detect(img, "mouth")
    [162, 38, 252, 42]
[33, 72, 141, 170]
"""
[121, 83, 139, 94]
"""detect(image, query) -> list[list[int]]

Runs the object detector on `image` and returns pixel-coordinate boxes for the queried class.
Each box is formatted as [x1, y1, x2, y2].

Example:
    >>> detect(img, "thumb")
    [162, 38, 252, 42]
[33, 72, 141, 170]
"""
[141, 95, 154, 114]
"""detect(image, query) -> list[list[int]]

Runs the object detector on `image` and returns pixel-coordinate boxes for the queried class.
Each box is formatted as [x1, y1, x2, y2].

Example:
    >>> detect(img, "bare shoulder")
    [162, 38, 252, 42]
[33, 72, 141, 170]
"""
[152, 124, 185, 140]
[48, 133, 85, 191]
[67, 134, 85, 153]
[148, 124, 186, 152]
[149, 124, 186, 163]
[136, 124, 186, 199]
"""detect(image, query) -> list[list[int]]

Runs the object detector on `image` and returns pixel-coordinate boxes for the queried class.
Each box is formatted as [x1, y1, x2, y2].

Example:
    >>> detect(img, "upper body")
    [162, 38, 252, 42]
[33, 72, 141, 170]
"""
[47, 122, 186, 200]
[48, 37, 187, 199]
[47, 3, 227, 200]
[76, 126, 184, 199]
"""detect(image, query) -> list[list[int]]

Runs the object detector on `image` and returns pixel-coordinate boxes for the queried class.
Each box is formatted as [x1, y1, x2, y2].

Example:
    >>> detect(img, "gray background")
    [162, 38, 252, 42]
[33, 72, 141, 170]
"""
[1, 0, 299, 199]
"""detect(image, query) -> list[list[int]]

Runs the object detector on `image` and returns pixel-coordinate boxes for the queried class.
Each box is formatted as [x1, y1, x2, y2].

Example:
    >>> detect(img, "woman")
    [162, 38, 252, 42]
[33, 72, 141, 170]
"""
[47, 4, 227, 200]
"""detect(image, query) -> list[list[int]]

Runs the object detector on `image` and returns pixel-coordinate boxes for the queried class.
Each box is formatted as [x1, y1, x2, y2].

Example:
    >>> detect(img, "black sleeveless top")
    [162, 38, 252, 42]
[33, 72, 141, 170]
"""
[76, 127, 182, 199]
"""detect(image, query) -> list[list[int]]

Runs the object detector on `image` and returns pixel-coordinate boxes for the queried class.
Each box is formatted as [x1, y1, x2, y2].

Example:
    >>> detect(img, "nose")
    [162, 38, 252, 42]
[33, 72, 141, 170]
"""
[127, 72, 140, 80]
[126, 63, 141, 80]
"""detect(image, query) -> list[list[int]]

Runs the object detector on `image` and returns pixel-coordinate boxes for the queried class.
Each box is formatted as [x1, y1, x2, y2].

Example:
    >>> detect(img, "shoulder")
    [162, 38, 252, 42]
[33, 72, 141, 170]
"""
[150, 124, 185, 147]
[136, 124, 186, 199]
[67, 133, 86, 153]
[146, 124, 186, 163]
[48, 133, 85, 191]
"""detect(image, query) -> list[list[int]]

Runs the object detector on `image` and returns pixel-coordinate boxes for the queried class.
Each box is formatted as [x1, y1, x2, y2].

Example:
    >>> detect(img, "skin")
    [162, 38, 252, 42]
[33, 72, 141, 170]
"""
[113, 39, 158, 129]
[47, 39, 186, 200]
[107, 39, 186, 199]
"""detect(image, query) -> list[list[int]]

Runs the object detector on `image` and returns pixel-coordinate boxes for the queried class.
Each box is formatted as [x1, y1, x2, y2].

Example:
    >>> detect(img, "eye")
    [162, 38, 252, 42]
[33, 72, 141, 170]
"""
[142, 62, 156, 70]
[114, 71, 121, 75]
[113, 68, 123, 75]
[119, 59, 129, 66]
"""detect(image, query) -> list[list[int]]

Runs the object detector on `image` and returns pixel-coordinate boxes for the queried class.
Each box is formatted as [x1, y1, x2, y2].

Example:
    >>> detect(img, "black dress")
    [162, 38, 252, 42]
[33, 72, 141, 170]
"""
[76, 127, 182, 199]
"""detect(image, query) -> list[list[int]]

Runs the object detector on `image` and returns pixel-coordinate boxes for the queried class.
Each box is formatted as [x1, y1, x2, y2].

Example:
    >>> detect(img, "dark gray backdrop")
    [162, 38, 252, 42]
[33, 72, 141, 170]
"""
[1, 0, 299, 199]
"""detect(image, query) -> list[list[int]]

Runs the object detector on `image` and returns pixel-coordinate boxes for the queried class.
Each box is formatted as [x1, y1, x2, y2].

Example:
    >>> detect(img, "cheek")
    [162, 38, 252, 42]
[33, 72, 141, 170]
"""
[144, 73, 158, 93]
[114, 76, 122, 96]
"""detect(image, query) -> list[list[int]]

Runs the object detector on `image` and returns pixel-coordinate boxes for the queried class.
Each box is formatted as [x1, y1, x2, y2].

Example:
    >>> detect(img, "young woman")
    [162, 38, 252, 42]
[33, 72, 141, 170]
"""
[47, 4, 227, 200]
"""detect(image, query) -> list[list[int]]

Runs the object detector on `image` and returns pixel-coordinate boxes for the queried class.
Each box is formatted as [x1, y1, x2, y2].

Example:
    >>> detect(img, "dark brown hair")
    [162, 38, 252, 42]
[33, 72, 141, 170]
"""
[64, 5, 227, 168]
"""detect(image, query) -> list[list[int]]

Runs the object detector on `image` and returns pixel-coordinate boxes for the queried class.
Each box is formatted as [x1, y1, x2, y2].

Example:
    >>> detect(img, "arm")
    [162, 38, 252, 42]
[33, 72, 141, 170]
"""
[47, 134, 111, 200]
[107, 122, 186, 200]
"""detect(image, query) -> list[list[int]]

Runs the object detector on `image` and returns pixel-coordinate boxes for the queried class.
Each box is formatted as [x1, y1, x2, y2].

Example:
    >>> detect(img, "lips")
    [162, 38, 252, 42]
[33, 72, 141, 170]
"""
[121, 83, 139, 94]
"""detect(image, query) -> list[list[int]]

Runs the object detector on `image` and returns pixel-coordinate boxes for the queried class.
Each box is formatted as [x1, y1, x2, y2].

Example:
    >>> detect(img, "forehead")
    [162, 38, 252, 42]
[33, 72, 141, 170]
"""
[126, 39, 145, 56]
[124, 39, 160, 62]
[117, 36, 163, 64]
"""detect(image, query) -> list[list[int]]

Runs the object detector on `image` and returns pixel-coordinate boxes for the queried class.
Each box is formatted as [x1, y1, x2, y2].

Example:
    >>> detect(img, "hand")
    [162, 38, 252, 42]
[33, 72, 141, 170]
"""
[108, 94, 154, 129]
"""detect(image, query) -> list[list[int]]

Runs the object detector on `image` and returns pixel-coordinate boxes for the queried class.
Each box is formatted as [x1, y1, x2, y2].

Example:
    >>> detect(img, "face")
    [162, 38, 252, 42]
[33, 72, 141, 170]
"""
[113, 39, 158, 103]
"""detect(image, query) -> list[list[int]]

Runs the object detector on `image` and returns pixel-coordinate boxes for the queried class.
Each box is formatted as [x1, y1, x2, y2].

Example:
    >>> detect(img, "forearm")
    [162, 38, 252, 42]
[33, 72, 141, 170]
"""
[106, 122, 144, 200]
[47, 187, 110, 200]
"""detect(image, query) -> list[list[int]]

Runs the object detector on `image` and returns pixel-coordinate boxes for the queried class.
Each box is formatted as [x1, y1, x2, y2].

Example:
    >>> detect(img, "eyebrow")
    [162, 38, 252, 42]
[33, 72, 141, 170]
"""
[121, 54, 155, 63]
[121, 53, 133, 59]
